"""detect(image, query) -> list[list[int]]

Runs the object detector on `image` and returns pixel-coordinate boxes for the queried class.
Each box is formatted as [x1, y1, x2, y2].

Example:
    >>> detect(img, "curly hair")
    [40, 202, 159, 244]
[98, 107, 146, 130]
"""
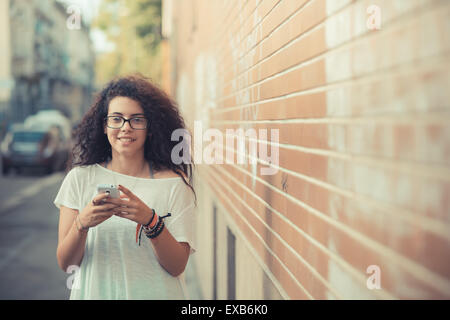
[71, 74, 196, 205]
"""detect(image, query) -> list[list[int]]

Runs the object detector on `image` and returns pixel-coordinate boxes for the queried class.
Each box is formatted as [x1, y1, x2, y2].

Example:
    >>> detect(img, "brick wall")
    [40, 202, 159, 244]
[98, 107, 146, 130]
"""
[163, 0, 450, 299]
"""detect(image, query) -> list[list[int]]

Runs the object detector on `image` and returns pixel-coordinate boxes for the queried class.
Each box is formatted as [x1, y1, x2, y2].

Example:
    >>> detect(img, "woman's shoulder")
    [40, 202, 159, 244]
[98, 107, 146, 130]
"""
[67, 164, 98, 176]
[152, 167, 188, 180]
[153, 170, 183, 179]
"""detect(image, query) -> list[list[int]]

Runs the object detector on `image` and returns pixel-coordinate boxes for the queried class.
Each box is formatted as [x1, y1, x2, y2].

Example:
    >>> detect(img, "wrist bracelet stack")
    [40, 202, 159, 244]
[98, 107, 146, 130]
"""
[143, 213, 169, 239]
[136, 209, 171, 246]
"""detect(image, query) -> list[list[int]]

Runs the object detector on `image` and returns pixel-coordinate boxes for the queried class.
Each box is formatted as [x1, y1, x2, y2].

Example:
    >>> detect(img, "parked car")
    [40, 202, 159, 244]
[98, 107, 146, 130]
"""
[24, 109, 72, 142]
[1, 125, 69, 175]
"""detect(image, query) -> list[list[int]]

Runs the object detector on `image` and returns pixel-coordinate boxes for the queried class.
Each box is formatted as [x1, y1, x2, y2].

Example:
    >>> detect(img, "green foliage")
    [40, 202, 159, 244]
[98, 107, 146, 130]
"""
[93, 0, 162, 87]
[133, 0, 162, 52]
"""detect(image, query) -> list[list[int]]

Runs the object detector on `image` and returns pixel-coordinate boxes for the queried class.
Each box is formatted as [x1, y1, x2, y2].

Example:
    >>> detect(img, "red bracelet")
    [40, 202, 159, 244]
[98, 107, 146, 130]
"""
[136, 209, 157, 245]
[145, 210, 158, 229]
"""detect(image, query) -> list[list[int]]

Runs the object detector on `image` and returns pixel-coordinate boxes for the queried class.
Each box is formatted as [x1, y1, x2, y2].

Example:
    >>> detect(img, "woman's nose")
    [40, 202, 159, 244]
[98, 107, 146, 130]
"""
[121, 121, 133, 131]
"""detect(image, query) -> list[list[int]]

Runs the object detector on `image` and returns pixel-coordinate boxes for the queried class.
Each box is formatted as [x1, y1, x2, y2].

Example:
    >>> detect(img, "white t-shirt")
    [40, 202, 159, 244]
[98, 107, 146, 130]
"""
[54, 163, 196, 300]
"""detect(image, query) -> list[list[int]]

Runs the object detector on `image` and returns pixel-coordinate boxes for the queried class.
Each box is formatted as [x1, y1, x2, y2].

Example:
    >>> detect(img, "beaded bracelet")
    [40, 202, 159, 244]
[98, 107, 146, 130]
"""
[144, 217, 162, 233]
[136, 212, 172, 246]
[143, 217, 165, 238]
[144, 220, 165, 239]
[145, 213, 171, 238]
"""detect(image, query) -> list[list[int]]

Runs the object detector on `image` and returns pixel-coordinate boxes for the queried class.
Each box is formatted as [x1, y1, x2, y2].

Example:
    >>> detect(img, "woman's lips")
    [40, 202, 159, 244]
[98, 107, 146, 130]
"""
[118, 137, 136, 145]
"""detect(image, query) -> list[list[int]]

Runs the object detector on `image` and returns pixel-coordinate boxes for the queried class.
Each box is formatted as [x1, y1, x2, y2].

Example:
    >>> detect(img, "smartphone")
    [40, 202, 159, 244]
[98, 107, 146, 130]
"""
[97, 184, 120, 198]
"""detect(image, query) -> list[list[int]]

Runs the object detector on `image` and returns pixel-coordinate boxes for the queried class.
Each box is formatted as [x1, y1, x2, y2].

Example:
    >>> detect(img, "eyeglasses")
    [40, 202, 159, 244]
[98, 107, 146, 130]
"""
[105, 116, 148, 130]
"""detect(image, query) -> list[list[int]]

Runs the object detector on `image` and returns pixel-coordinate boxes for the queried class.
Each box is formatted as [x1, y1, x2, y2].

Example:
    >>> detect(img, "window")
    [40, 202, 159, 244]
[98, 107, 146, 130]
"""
[227, 227, 236, 300]
[212, 204, 217, 300]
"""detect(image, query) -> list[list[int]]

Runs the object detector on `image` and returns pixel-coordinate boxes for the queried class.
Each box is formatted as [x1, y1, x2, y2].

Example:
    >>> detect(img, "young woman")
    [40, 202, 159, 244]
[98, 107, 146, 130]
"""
[54, 75, 197, 299]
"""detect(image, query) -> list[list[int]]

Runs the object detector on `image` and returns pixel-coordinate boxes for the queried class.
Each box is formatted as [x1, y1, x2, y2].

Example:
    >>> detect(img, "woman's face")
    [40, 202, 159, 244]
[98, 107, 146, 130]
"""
[104, 96, 149, 157]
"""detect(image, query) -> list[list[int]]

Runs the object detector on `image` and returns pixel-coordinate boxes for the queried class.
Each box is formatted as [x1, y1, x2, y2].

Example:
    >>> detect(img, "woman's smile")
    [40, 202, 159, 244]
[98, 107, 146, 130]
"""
[117, 136, 137, 145]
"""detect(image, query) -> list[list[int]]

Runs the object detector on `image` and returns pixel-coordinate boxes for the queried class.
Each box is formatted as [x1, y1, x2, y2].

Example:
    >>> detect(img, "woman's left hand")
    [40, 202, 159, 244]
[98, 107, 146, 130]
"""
[106, 184, 153, 225]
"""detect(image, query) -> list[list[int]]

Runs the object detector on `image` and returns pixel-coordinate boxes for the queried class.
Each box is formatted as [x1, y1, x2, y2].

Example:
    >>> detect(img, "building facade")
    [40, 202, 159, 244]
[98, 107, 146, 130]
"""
[163, 0, 450, 299]
[4, 0, 95, 125]
[0, 0, 13, 136]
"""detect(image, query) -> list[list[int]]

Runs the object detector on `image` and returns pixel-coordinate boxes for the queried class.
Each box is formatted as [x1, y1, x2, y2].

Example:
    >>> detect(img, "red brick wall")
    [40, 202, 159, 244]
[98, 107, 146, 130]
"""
[164, 0, 450, 299]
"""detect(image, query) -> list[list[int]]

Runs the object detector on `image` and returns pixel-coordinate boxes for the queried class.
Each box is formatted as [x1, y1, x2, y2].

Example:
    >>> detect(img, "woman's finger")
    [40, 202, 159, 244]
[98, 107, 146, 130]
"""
[103, 197, 132, 207]
[114, 207, 138, 214]
[114, 212, 128, 218]
[118, 185, 134, 199]
[95, 212, 115, 222]
[114, 210, 136, 219]
[119, 194, 130, 201]
[92, 192, 111, 206]
[93, 203, 119, 213]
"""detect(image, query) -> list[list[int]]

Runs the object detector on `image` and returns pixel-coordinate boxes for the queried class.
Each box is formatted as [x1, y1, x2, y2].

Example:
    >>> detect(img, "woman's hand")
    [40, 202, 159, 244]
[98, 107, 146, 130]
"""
[78, 192, 120, 228]
[107, 186, 190, 277]
[106, 184, 153, 225]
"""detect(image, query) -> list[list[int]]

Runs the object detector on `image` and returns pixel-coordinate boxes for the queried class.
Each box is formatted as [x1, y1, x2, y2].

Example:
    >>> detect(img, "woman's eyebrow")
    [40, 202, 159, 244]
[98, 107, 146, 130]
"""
[110, 112, 145, 116]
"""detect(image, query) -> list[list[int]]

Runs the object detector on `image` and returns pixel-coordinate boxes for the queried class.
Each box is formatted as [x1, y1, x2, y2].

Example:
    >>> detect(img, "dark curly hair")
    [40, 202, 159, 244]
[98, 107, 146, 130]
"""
[71, 74, 196, 205]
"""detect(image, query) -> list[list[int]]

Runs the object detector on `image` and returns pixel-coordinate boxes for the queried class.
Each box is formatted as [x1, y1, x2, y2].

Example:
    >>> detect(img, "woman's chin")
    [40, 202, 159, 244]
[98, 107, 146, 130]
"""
[112, 144, 144, 156]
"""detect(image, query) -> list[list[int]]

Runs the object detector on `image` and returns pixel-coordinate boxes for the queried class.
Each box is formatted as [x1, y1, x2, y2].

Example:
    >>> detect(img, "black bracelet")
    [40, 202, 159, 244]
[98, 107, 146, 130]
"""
[144, 221, 165, 239]
[143, 216, 163, 235]
[143, 218, 161, 235]
[137, 209, 157, 246]
[139, 212, 172, 243]
[144, 213, 171, 239]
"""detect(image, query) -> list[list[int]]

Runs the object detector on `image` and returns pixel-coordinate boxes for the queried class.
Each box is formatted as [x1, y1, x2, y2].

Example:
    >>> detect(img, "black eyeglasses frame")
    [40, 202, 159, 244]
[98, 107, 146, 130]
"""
[104, 115, 148, 130]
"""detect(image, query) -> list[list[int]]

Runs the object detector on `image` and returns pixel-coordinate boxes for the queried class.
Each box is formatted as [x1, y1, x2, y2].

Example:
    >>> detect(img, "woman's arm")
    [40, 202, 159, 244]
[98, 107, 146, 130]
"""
[56, 206, 88, 272]
[56, 192, 119, 271]
[148, 228, 191, 277]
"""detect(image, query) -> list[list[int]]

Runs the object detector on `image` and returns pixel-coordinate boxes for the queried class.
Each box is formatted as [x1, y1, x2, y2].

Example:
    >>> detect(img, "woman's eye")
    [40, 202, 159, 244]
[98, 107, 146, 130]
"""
[133, 118, 145, 123]
[112, 117, 122, 122]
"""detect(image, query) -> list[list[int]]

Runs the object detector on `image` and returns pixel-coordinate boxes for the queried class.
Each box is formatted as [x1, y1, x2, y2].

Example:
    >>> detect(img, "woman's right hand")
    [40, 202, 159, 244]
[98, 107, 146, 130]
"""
[78, 192, 119, 228]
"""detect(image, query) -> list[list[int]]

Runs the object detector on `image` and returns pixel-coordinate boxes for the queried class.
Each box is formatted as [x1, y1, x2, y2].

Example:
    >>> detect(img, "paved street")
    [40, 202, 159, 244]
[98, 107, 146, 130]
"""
[0, 169, 69, 299]
[0, 168, 202, 300]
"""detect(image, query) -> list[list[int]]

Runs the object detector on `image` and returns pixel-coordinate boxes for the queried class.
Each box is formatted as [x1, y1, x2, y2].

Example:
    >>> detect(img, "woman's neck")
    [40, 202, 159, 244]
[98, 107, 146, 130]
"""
[107, 155, 148, 178]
